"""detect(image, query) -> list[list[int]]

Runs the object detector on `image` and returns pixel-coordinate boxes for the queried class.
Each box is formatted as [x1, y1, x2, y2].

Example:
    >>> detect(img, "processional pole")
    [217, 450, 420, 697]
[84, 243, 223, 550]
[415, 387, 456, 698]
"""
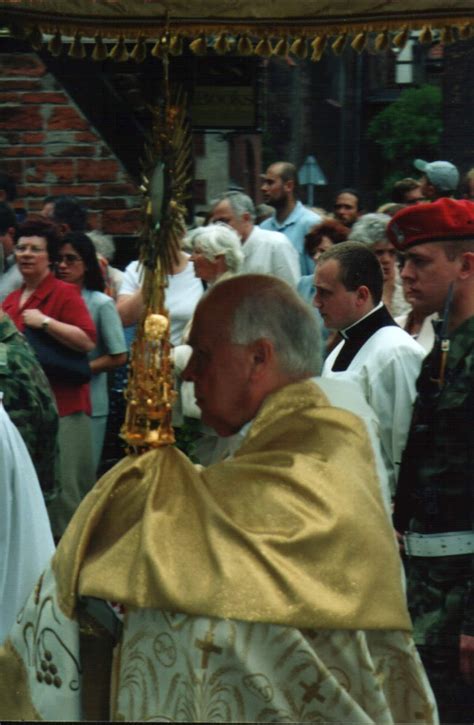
[120, 37, 192, 453]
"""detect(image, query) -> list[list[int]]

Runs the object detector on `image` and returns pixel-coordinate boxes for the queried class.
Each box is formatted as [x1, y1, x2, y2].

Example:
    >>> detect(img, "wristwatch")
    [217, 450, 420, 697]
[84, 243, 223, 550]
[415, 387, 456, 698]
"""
[42, 316, 51, 330]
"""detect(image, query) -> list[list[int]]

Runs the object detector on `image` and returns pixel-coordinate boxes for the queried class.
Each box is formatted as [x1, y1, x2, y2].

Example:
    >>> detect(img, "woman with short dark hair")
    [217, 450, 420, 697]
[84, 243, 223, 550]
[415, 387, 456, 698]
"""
[56, 231, 127, 474]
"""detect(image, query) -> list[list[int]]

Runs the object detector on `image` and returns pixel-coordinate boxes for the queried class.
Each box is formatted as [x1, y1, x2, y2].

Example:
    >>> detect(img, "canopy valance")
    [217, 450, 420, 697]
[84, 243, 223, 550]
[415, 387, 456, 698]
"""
[1, 1, 473, 61]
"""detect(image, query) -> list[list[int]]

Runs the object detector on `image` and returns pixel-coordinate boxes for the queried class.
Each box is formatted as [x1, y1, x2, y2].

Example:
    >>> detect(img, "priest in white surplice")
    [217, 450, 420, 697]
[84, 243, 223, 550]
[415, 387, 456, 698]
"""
[0, 276, 437, 723]
[316, 242, 425, 494]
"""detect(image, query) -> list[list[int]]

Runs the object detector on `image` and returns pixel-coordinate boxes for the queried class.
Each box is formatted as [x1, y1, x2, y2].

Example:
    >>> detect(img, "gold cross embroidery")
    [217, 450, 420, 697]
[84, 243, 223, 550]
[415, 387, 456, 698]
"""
[194, 630, 223, 669]
[300, 680, 326, 704]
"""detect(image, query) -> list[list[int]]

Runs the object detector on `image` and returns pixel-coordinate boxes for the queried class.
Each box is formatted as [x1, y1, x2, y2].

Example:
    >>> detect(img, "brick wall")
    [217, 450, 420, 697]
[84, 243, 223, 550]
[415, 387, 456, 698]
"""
[0, 52, 143, 239]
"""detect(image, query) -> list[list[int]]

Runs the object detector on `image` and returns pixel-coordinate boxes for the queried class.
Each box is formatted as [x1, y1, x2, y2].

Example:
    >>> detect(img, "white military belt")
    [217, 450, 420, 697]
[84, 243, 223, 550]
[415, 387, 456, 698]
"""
[404, 531, 474, 557]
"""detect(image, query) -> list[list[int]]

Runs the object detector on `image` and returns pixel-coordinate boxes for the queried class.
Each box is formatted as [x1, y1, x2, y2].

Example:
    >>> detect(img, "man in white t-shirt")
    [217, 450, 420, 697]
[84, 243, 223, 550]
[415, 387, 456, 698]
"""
[209, 191, 300, 287]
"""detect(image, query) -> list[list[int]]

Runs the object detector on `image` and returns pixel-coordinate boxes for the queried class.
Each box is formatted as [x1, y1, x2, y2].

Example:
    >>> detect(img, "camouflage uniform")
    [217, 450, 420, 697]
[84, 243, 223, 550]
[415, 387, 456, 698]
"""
[0, 314, 59, 501]
[394, 315, 474, 723]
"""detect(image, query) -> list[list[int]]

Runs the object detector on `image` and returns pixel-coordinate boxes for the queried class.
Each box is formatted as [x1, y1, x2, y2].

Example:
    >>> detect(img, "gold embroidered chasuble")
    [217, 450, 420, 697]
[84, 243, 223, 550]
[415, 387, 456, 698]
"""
[0, 380, 437, 721]
[54, 379, 408, 629]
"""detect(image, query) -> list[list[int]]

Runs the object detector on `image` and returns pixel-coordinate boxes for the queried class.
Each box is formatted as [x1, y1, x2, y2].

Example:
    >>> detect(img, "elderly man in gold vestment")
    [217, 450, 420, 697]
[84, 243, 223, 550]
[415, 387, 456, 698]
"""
[0, 275, 437, 722]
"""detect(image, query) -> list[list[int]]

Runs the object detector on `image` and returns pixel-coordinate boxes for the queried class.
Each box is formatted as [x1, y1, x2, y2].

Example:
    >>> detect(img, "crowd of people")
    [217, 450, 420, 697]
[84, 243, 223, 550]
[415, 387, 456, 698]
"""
[0, 158, 473, 722]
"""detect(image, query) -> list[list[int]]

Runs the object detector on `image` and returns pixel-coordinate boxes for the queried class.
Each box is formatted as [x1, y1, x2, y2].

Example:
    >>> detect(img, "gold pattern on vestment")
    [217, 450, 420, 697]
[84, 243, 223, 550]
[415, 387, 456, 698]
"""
[194, 628, 223, 669]
[54, 380, 411, 632]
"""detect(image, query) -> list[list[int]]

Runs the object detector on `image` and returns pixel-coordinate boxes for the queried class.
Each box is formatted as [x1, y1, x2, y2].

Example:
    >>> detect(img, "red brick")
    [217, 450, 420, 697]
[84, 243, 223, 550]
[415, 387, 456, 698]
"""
[28, 200, 46, 211]
[50, 184, 97, 197]
[0, 106, 42, 130]
[102, 208, 142, 235]
[88, 198, 126, 210]
[50, 145, 96, 158]
[0, 160, 23, 177]
[88, 211, 101, 228]
[77, 159, 120, 182]
[26, 160, 75, 183]
[3, 146, 44, 157]
[1, 79, 43, 91]
[0, 92, 20, 103]
[22, 92, 68, 104]
[0, 131, 20, 144]
[75, 131, 100, 142]
[22, 132, 45, 143]
[18, 185, 51, 198]
[48, 107, 89, 132]
[99, 145, 113, 158]
[100, 182, 142, 196]
[0, 54, 46, 78]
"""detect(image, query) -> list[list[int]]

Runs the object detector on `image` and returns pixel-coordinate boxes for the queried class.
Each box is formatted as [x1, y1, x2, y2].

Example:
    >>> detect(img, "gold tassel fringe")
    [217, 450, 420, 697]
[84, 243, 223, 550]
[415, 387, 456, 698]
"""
[418, 25, 432, 44]
[214, 34, 230, 54]
[48, 30, 62, 57]
[29, 25, 43, 51]
[393, 26, 409, 49]
[273, 37, 289, 57]
[169, 35, 183, 55]
[311, 35, 327, 61]
[151, 36, 167, 58]
[92, 35, 108, 61]
[331, 33, 347, 55]
[131, 36, 147, 63]
[69, 32, 86, 59]
[109, 36, 129, 62]
[351, 31, 367, 53]
[374, 29, 390, 52]
[237, 35, 254, 55]
[290, 37, 307, 59]
[189, 35, 207, 55]
[440, 25, 455, 44]
[255, 37, 273, 57]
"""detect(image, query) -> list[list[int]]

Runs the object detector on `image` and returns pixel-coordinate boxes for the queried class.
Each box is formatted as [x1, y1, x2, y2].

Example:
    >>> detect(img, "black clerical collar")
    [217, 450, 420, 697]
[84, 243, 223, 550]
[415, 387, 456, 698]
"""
[332, 304, 398, 372]
[340, 303, 393, 340]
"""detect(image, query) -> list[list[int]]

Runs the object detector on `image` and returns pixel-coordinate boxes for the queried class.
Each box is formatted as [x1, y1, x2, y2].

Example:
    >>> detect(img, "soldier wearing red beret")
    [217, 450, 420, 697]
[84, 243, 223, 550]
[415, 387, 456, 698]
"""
[388, 198, 474, 723]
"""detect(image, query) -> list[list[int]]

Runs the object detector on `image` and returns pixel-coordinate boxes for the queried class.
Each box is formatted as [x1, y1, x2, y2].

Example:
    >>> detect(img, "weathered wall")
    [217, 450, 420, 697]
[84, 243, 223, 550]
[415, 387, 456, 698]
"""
[0, 52, 143, 237]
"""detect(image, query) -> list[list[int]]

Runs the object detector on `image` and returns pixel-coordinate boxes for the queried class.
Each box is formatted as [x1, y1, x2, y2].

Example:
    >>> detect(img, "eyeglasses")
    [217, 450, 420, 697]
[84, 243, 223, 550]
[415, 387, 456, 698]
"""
[15, 244, 47, 254]
[56, 253, 83, 265]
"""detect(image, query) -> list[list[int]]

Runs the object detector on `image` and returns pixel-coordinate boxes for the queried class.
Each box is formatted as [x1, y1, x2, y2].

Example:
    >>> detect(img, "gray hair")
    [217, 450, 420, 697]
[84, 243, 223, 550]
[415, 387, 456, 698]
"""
[87, 230, 116, 261]
[210, 191, 256, 222]
[348, 213, 391, 247]
[186, 223, 244, 274]
[228, 275, 322, 377]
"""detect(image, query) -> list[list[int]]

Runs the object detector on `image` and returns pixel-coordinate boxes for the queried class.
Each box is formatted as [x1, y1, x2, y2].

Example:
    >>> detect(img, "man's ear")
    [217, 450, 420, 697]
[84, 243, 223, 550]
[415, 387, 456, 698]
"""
[248, 338, 274, 380]
[284, 178, 295, 195]
[356, 285, 371, 304]
[458, 251, 474, 280]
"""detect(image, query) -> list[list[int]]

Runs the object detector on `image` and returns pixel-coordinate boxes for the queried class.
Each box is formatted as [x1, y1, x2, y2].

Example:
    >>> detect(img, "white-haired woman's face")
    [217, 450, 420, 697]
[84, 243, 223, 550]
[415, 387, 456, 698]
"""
[372, 241, 397, 282]
[190, 247, 224, 283]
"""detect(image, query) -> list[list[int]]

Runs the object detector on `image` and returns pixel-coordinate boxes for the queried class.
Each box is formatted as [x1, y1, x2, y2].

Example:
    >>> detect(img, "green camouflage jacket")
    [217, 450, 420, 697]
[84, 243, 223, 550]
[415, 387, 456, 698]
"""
[0, 314, 59, 501]
[394, 315, 474, 638]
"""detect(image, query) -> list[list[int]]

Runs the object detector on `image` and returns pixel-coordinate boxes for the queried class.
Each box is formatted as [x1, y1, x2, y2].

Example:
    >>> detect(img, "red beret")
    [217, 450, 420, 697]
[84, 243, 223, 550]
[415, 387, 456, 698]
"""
[386, 198, 474, 251]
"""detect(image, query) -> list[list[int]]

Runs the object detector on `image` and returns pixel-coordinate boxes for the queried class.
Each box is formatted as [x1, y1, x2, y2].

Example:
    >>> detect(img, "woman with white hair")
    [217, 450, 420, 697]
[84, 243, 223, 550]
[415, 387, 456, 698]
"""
[174, 224, 244, 464]
[186, 223, 244, 285]
[348, 213, 410, 317]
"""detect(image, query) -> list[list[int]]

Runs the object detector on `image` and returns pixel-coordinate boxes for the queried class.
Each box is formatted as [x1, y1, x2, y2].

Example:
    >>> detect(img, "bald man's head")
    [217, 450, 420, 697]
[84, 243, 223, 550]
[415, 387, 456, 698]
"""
[183, 275, 321, 435]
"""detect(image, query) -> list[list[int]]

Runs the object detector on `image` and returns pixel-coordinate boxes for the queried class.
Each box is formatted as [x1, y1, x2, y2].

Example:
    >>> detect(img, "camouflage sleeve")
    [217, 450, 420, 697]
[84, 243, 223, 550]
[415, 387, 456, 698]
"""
[0, 339, 59, 501]
[461, 386, 474, 637]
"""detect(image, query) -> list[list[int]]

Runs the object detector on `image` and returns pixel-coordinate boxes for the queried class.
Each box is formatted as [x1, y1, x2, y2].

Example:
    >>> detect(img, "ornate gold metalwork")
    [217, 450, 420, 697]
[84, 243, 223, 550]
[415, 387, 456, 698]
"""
[121, 51, 192, 453]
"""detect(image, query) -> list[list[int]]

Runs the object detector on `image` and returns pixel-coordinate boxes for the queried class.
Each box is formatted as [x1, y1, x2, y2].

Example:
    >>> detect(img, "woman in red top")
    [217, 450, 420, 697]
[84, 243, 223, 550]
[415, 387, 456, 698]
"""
[4, 216, 97, 538]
